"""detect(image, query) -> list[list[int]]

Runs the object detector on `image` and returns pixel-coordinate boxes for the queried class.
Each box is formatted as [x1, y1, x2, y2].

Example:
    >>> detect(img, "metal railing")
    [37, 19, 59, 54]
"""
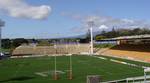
[102, 75, 150, 83]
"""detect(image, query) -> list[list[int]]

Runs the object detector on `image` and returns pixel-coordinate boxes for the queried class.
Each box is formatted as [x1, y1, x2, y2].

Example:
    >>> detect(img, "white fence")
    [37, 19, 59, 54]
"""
[102, 75, 150, 83]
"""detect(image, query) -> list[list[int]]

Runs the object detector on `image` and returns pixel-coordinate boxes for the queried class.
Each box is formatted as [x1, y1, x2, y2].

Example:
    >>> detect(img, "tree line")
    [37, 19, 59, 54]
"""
[1, 38, 81, 50]
[95, 28, 150, 40]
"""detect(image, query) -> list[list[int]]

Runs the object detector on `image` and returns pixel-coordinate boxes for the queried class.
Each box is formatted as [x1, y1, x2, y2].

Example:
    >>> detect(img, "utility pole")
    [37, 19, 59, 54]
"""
[0, 19, 5, 55]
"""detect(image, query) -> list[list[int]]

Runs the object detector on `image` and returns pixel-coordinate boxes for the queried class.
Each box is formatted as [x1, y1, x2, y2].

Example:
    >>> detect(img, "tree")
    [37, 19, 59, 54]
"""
[95, 27, 150, 39]
[95, 35, 106, 41]
[38, 40, 50, 46]
[118, 29, 131, 36]
[2, 39, 11, 49]
[111, 27, 118, 37]
[132, 28, 142, 35]
[101, 30, 106, 35]
[12, 38, 29, 48]
[83, 29, 90, 43]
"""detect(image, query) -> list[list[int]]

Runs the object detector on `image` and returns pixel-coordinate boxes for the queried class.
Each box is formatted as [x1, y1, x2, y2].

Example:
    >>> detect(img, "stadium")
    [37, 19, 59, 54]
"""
[1, 0, 150, 83]
[1, 34, 150, 83]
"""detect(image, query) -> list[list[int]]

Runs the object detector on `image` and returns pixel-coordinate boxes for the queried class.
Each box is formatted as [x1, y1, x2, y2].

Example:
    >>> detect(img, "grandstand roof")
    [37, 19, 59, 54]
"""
[113, 34, 150, 40]
[98, 34, 150, 41]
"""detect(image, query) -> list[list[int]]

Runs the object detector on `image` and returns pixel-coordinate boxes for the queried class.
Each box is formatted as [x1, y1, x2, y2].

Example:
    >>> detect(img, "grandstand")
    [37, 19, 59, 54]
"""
[97, 35, 150, 63]
[12, 44, 90, 56]
[12, 34, 150, 63]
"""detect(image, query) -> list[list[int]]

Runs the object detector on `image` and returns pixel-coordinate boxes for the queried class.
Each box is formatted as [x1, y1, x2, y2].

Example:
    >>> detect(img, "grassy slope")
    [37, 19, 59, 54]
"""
[0, 48, 11, 52]
[0, 55, 148, 83]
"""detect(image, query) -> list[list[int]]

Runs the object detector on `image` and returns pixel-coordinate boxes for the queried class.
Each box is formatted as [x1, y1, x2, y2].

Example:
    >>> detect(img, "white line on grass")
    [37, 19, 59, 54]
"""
[92, 56, 148, 69]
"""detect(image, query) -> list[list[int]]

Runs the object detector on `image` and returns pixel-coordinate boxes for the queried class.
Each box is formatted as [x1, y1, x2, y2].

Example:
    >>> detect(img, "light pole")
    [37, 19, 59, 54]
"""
[90, 27, 94, 55]
[0, 19, 5, 55]
[88, 21, 94, 55]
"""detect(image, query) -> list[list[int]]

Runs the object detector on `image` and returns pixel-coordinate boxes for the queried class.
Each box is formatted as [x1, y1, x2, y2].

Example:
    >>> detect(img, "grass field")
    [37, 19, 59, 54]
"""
[0, 55, 150, 83]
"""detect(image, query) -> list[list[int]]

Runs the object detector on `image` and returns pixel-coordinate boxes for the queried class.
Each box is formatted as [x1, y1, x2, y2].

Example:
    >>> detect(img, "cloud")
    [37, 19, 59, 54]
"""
[99, 25, 108, 30]
[75, 15, 150, 33]
[122, 19, 134, 23]
[61, 12, 82, 20]
[0, 0, 51, 20]
[82, 15, 150, 30]
[61, 11, 150, 33]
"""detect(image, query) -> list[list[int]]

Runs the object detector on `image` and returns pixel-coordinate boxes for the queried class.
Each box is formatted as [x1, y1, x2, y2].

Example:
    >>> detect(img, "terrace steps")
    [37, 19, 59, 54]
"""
[97, 44, 150, 63]
[12, 44, 90, 55]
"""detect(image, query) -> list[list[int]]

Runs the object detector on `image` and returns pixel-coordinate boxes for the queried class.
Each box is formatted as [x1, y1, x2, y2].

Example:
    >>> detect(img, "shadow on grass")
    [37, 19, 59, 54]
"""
[0, 76, 35, 83]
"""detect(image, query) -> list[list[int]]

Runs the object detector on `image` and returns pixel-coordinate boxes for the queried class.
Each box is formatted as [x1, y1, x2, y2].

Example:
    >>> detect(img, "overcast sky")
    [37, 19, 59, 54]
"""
[0, 0, 150, 38]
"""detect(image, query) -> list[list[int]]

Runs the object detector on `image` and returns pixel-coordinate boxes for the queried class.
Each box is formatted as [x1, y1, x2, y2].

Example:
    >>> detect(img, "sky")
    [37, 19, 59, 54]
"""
[0, 0, 150, 38]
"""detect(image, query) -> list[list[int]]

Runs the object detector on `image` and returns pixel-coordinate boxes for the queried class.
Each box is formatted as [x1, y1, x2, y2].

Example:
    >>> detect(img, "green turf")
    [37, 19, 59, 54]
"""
[0, 55, 149, 83]
[99, 55, 150, 67]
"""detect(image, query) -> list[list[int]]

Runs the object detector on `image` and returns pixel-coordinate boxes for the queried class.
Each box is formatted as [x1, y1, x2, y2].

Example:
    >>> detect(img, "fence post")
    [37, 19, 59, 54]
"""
[126, 79, 128, 83]
[144, 71, 147, 83]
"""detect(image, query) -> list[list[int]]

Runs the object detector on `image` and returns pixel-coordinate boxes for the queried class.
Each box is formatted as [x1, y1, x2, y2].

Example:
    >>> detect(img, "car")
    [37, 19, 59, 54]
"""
[0, 52, 11, 59]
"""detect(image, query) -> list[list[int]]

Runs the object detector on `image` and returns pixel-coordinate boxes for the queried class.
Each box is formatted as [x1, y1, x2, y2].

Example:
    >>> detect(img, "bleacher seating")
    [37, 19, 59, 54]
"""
[98, 44, 150, 62]
[12, 44, 90, 56]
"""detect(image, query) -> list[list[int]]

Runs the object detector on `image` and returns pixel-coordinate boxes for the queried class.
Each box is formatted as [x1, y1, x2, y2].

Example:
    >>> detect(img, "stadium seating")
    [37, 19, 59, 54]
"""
[12, 44, 90, 56]
[98, 44, 150, 62]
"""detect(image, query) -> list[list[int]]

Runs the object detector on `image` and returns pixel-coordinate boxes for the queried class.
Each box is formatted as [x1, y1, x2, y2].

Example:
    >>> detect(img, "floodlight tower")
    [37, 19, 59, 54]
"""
[0, 19, 5, 55]
[88, 21, 94, 55]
